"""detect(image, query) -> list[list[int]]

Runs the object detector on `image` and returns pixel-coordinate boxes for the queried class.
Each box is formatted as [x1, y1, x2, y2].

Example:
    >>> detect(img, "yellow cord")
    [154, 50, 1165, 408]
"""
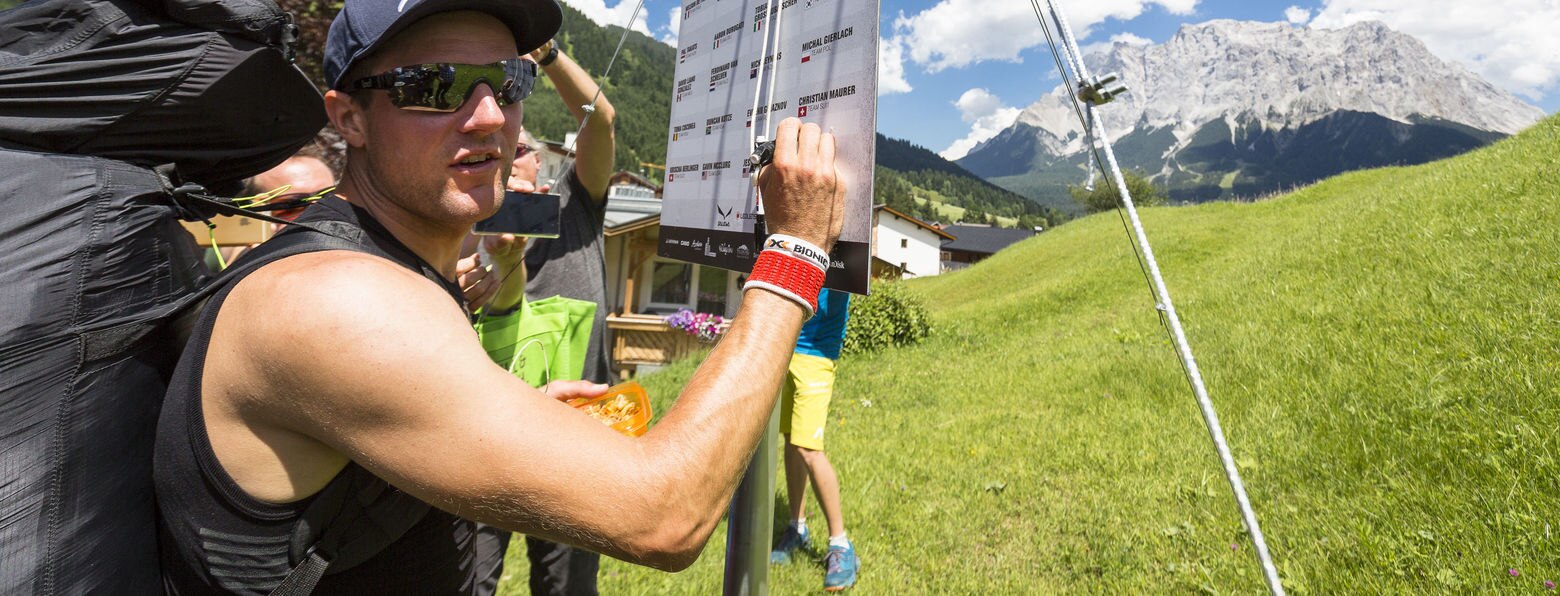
[233, 184, 293, 208]
[206, 222, 228, 270]
[237, 184, 337, 208]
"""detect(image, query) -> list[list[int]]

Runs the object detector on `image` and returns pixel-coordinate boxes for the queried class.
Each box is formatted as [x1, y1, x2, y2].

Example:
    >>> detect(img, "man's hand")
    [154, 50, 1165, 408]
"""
[457, 251, 498, 310]
[756, 118, 846, 251]
[542, 380, 609, 403]
[458, 233, 528, 312]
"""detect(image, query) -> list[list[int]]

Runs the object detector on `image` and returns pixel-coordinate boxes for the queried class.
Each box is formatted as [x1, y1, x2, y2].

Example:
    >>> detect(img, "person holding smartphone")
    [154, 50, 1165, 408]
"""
[506, 38, 619, 596]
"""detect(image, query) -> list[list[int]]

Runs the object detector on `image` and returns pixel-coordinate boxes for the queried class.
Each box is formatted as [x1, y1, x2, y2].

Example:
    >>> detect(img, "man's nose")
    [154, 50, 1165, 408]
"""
[461, 85, 510, 134]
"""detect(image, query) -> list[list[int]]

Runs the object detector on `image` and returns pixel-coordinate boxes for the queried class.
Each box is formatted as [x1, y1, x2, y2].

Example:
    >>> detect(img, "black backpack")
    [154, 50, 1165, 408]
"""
[0, 1, 425, 593]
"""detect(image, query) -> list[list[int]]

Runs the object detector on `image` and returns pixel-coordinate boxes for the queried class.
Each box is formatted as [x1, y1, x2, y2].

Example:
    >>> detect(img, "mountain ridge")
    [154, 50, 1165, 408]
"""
[959, 19, 1546, 211]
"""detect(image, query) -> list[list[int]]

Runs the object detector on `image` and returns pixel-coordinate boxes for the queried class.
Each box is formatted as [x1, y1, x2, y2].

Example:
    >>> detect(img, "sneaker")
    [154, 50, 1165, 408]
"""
[823, 543, 858, 591]
[770, 525, 809, 564]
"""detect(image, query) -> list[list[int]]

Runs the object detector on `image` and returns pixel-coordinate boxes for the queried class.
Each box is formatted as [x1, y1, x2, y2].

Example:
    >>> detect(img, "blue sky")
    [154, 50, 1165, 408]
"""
[563, 0, 1560, 158]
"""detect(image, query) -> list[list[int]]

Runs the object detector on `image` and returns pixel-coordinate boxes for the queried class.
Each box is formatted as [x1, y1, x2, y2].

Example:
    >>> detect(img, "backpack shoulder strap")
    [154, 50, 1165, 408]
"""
[271, 465, 431, 595]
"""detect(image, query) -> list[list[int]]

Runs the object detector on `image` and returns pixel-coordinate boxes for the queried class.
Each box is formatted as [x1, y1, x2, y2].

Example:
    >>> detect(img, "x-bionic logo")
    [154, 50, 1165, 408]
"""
[764, 238, 830, 269]
[716, 205, 733, 219]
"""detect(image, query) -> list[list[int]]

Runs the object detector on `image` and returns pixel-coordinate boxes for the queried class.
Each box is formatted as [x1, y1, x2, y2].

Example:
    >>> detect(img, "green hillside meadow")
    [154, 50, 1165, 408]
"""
[498, 117, 1560, 592]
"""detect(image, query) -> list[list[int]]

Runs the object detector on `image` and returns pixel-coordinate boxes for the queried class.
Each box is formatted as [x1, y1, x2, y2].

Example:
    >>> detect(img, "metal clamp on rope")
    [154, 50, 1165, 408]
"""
[747, 137, 775, 174]
[1077, 72, 1128, 106]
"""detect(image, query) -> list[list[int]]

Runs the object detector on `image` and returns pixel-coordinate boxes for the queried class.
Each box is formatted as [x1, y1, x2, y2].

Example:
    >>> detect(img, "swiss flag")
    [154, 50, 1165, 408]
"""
[798, 106, 808, 117]
[801, 55, 811, 63]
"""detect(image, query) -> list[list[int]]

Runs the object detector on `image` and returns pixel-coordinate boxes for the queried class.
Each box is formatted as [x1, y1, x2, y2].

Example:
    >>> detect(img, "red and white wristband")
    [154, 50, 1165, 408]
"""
[743, 234, 829, 316]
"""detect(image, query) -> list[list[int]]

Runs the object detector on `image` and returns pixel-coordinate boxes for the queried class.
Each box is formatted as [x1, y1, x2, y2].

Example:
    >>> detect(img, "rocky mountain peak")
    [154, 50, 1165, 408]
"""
[1003, 19, 1544, 158]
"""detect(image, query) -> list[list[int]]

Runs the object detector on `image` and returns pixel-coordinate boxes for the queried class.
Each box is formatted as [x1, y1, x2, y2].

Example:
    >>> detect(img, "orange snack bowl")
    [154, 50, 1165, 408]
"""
[568, 381, 652, 437]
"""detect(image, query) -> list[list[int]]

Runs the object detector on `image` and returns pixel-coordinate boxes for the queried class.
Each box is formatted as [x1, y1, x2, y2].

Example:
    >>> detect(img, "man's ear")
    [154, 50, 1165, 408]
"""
[325, 90, 369, 148]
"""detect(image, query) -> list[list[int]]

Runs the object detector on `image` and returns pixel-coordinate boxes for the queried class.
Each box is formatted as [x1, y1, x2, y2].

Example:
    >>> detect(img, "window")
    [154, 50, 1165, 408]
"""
[641, 260, 741, 316]
[647, 260, 691, 309]
[696, 268, 729, 315]
[901, 238, 908, 248]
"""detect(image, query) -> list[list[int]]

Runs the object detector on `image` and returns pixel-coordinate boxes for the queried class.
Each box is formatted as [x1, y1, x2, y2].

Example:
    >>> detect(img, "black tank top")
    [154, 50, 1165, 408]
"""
[154, 197, 493, 594]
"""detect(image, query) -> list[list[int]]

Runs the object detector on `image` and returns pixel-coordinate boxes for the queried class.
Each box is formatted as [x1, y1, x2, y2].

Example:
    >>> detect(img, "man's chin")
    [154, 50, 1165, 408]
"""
[454, 183, 505, 218]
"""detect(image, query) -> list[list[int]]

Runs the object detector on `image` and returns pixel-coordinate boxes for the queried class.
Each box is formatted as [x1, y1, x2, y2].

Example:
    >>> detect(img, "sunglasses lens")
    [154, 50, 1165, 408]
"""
[384, 60, 535, 112]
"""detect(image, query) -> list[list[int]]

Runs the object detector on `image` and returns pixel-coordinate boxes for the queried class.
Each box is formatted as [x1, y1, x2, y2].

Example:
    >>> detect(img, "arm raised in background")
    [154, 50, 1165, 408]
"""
[531, 42, 615, 201]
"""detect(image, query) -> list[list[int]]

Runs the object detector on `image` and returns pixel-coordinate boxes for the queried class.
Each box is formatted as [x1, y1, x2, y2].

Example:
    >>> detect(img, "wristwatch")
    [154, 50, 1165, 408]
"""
[537, 40, 559, 67]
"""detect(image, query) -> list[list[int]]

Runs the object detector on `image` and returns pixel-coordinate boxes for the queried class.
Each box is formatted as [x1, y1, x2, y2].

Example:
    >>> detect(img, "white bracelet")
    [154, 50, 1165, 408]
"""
[761, 233, 830, 273]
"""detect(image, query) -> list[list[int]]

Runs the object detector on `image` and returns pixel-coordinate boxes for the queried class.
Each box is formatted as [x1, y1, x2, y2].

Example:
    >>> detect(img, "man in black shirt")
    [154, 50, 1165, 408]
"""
[153, 0, 846, 592]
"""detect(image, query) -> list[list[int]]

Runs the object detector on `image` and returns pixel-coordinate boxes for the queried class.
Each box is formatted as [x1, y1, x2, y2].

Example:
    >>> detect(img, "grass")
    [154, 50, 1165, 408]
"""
[498, 115, 1560, 593]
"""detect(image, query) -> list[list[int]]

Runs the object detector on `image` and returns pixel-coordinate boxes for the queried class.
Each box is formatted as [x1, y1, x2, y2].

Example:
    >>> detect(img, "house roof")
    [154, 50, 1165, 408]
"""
[604, 195, 662, 236]
[610, 170, 662, 193]
[874, 204, 955, 240]
[537, 138, 574, 157]
[939, 224, 1038, 255]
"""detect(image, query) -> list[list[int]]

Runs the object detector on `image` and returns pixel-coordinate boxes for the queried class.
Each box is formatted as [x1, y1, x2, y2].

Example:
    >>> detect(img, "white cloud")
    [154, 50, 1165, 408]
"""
[1310, 0, 1560, 101]
[892, 0, 1198, 73]
[558, 0, 652, 37]
[878, 37, 913, 95]
[1284, 5, 1312, 24]
[940, 88, 1021, 161]
[661, 7, 682, 46]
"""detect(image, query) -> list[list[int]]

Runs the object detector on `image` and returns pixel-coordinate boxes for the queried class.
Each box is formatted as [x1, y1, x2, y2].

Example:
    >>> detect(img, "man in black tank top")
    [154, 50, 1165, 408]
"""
[154, 0, 848, 592]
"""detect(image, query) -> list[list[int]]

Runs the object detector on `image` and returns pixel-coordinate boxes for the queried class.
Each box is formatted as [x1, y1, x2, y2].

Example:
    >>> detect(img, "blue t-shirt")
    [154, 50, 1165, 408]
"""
[795, 288, 850, 360]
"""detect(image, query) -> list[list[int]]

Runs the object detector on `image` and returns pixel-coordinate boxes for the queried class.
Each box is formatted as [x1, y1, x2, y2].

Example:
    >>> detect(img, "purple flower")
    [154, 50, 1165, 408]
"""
[1544, 580, 1554, 590]
[663, 308, 726, 341]
[1510, 568, 1520, 577]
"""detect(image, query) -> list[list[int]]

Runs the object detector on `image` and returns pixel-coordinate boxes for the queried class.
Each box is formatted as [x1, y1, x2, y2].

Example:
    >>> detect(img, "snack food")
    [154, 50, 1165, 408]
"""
[568, 381, 652, 437]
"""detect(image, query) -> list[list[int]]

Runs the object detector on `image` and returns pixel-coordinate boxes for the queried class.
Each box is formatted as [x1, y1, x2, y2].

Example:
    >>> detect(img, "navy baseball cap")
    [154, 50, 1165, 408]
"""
[323, 0, 562, 89]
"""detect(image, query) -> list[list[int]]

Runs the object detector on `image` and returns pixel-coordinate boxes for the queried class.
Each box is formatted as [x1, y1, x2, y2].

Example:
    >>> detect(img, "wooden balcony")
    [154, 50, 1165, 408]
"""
[607, 313, 728, 378]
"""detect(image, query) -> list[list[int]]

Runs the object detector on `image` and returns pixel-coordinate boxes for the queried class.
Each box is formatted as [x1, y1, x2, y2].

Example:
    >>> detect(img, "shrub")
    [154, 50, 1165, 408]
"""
[1069, 169, 1167, 213]
[842, 282, 933, 356]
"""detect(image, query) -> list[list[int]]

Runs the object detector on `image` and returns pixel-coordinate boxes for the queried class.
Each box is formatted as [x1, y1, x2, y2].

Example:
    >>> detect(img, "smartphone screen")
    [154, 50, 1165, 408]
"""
[474, 191, 562, 237]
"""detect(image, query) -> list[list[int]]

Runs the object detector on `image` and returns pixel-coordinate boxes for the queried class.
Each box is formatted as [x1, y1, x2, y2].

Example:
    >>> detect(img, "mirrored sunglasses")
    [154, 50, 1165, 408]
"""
[349, 59, 537, 112]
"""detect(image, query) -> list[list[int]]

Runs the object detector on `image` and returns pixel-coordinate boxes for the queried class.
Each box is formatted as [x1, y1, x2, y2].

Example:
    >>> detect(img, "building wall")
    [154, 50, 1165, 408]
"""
[603, 226, 743, 317]
[536, 149, 570, 188]
[605, 233, 628, 315]
[873, 213, 943, 278]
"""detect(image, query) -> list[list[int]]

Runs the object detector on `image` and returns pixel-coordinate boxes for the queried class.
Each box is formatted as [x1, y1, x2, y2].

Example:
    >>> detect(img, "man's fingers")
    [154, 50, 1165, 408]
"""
[544, 380, 610, 403]
[772, 117, 800, 167]
[455, 253, 482, 277]
[796, 122, 822, 166]
[467, 281, 498, 311]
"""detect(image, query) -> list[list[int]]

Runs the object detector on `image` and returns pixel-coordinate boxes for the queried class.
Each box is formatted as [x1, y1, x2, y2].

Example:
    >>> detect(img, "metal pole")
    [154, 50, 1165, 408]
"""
[1044, 2, 1285, 594]
[722, 401, 779, 596]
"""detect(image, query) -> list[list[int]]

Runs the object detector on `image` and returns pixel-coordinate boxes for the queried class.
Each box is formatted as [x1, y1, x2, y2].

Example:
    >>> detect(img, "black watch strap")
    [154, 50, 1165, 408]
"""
[539, 44, 560, 67]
